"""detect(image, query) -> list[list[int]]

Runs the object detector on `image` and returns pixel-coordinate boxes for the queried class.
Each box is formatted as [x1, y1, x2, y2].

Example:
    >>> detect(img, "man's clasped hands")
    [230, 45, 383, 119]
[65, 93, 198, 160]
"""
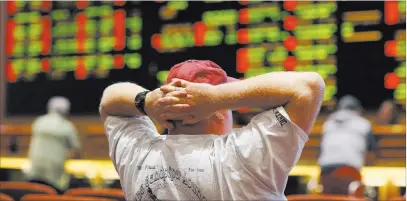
[144, 79, 221, 130]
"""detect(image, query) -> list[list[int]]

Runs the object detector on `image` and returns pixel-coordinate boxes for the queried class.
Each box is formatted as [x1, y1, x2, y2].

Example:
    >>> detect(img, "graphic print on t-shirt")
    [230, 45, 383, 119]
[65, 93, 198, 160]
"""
[134, 165, 208, 201]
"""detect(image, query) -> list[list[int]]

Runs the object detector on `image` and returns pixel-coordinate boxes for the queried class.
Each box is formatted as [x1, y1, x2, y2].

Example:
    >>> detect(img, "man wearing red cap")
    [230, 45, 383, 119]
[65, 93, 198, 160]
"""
[99, 60, 325, 200]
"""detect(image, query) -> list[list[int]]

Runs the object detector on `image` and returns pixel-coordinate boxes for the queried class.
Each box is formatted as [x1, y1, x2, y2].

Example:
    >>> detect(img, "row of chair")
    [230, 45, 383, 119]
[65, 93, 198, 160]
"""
[0, 181, 405, 201]
[287, 194, 406, 201]
[0, 182, 124, 201]
[1, 193, 115, 201]
[0, 193, 395, 201]
[5, 193, 406, 201]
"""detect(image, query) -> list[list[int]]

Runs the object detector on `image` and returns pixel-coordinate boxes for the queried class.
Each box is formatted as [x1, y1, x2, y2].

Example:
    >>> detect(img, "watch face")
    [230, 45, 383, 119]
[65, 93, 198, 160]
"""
[135, 94, 142, 104]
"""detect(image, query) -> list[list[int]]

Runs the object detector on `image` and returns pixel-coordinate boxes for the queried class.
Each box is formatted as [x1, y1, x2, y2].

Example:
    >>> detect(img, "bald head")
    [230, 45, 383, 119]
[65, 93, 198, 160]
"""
[337, 95, 363, 111]
[47, 96, 70, 116]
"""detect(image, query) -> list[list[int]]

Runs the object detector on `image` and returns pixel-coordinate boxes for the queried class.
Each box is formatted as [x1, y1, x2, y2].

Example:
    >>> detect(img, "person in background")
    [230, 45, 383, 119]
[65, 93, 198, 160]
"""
[26, 96, 81, 194]
[99, 60, 325, 200]
[375, 99, 400, 125]
[318, 95, 377, 195]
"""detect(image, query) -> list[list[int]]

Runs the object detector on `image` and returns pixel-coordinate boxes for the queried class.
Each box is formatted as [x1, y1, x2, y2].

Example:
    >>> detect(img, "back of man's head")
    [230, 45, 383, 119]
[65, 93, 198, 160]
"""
[166, 60, 237, 85]
[337, 95, 363, 112]
[165, 60, 236, 134]
[47, 96, 70, 116]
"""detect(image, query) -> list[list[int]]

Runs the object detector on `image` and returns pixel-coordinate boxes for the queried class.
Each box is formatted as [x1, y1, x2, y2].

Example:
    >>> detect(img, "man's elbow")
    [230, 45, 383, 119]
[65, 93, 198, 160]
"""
[100, 82, 128, 108]
[99, 83, 121, 121]
[301, 72, 325, 103]
[99, 88, 110, 118]
[307, 72, 325, 95]
[99, 105, 109, 122]
[291, 73, 325, 133]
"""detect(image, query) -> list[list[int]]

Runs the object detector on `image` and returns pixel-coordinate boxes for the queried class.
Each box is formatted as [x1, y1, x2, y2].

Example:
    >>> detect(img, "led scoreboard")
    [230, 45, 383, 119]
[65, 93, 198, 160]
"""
[4, 1, 406, 115]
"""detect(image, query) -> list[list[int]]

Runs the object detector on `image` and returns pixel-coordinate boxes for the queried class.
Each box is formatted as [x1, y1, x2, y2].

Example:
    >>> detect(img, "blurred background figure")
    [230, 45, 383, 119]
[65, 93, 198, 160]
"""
[375, 99, 401, 125]
[26, 97, 81, 194]
[318, 95, 377, 196]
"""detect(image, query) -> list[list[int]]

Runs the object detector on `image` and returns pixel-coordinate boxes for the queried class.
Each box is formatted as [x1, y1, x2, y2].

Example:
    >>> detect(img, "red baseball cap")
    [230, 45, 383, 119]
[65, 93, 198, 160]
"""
[166, 60, 238, 85]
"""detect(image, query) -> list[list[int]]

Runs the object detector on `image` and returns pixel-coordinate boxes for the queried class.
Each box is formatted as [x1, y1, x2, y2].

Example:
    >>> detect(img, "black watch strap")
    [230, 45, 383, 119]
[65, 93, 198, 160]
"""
[135, 91, 150, 115]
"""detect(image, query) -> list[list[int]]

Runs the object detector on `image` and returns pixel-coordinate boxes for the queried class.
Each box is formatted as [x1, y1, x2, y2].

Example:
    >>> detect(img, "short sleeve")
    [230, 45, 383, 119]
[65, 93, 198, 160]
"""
[66, 122, 81, 149]
[104, 115, 159, 171]
[220, 106, 308, 193]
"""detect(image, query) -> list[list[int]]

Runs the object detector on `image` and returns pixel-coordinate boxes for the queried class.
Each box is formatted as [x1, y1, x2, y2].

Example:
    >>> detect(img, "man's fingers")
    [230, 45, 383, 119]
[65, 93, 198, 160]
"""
[160, 79, 190, 93]
[166, 90, 187, 97]
[170, 78, 189, 88]
[160, 85, 176, 93]
[160, 85, 186, 93]
[162, 79, 187, 89]
[161, 113, 193, 120]
[164, 104, 191, 112]
[169, 79, 183, 86]
[182, 118, 200, 125]
[157, 96, 182, 105]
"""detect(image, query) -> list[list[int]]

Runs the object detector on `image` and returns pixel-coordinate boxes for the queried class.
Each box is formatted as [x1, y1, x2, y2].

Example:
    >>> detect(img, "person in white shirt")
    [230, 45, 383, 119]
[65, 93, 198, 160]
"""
[99, 60, 325, 200]
[318, 95, 377, 195]
[27, 96, 81, 193]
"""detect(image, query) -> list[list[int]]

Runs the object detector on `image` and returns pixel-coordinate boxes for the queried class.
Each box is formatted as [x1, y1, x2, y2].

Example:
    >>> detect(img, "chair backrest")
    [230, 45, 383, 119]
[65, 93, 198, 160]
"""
[333, 166, 362, 181]
[21, 194, 117, 201]
[0, 182, 57, 201]
[65, 188, 125, 201]
[0, 193, 14, 201]
[287, 194, 370, 201]
[320, 166, 363, 196]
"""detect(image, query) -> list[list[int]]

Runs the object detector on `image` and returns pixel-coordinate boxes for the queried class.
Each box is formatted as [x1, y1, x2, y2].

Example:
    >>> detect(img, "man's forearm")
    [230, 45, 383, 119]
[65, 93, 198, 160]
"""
[214, 72, 323, 109]
[100, 82, 179, 129]
[99, 82, 147, 120]
[213, 72, 325, 133]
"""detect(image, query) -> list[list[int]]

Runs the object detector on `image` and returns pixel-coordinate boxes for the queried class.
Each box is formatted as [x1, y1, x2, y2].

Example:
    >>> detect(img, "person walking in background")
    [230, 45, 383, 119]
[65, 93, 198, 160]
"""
[318, 95, 377, 196]
[26, 96, 81, 194]
[99, 60, 325, 200]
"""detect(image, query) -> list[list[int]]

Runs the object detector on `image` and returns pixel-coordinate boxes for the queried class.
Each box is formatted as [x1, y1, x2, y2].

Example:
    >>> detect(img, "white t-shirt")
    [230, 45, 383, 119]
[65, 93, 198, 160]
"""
[104, 106, 308, 201]
[318, 110, 372, 169]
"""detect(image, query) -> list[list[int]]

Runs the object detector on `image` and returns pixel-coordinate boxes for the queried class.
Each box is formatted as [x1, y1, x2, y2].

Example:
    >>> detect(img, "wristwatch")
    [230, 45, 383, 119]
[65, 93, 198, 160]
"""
[135, 91, 150, 115]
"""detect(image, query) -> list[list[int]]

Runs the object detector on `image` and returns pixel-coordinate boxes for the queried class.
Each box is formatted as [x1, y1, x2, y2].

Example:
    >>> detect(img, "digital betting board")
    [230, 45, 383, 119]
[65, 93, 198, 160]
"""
[4, 1, 406, 115]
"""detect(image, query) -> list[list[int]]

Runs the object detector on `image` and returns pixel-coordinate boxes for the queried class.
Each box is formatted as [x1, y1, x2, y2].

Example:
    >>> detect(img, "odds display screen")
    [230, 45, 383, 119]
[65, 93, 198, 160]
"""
[4, 1, 406, 115]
